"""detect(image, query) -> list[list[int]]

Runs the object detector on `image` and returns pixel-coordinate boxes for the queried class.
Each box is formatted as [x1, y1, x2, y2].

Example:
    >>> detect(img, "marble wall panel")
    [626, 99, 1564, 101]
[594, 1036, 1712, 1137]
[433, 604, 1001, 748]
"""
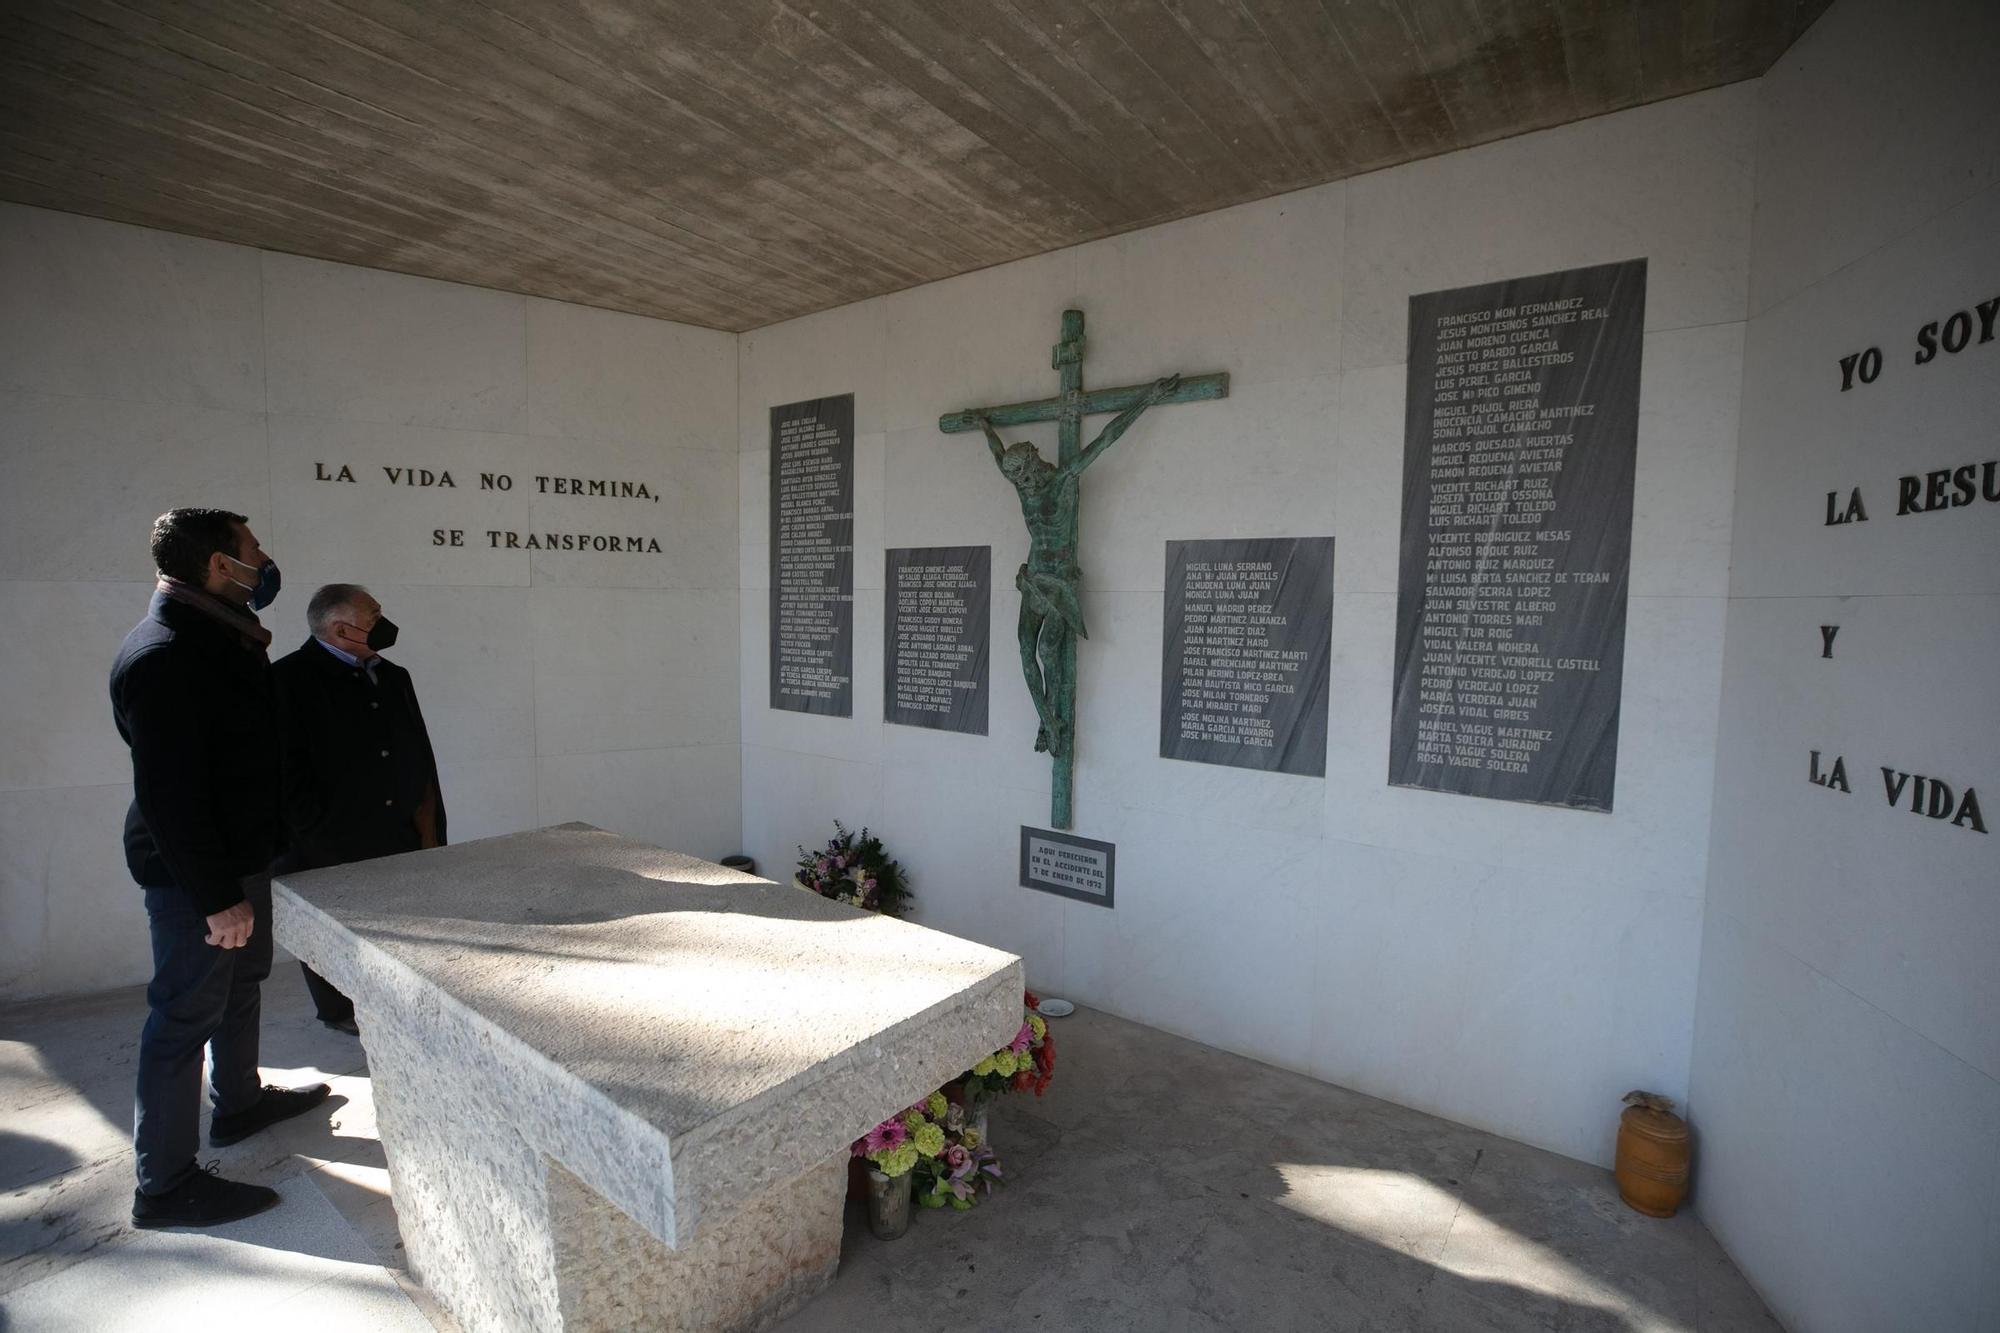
[879, 248, 1079, 436]
[876, 763, 1062, 984]
[1691, 913, 2000, 1333]
[1705, 593, 2000, 1079]
[0, 392, 270, 584]
[525, 297, 736, 448]
[1302, 838, 1702, 1167]
[430, 757, 540, 845]
[263, 253, 526, 432]
[1628, 323, 1745, 599]
[532, 586, 739, 757]
[1054, 809, 1324, 1075]
[1730, 183, 2000, 600]
[738, 300, 889, 446]
[1328, 367, 1408, 596]
[536, 744, 743, 863]
[0, 581, 159, 792]
[1341, 83, 1757, 371]
[0, 204, 263, 412]
[1069, 184, 1346, 392]
[1748, 0, 2000, 314]
[738, 744, 885, 889]
[0, 783, 150, 997]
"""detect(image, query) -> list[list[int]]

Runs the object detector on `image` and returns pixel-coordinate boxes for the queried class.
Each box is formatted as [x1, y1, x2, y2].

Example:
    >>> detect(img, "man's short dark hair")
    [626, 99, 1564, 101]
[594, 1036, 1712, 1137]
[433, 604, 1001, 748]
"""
[307, 584, 370, 637]
[150, 508, 247, 584]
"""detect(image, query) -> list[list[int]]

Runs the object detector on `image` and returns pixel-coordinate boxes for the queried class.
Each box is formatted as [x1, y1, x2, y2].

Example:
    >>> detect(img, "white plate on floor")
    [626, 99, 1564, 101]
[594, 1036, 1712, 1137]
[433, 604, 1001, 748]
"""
[1036, 997, 1075, 1017]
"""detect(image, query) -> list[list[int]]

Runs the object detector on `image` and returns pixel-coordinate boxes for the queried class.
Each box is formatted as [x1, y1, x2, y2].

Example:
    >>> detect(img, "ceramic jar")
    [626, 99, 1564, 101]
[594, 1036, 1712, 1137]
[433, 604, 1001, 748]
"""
[1614, 1102, 1691, 1217]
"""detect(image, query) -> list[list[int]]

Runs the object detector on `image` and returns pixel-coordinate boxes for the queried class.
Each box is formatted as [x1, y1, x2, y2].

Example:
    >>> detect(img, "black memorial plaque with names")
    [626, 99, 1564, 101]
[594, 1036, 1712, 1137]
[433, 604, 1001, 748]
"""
[1161, 536, 1334, 776]
[1391, 259, 1646, 811]
[1019, 827, 1115, 908]
[770, 394, 855, 716]
[885, 546, 990, 734]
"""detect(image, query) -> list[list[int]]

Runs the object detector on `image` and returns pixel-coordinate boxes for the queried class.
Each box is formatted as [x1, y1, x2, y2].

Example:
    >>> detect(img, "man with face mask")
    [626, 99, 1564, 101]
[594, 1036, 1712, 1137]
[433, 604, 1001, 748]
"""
[110, 508, 332, 1230]
[273, 584, 447, 1033]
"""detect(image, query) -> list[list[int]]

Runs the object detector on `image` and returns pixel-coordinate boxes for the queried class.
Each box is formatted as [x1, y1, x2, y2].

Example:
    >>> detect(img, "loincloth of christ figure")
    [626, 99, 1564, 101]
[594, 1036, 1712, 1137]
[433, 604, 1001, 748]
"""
[979, 373, 1179, 757]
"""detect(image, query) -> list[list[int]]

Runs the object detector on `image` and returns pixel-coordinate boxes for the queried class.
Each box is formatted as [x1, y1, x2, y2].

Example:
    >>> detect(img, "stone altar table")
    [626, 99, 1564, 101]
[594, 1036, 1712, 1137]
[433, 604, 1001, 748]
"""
[273, 823, 1024, 1333]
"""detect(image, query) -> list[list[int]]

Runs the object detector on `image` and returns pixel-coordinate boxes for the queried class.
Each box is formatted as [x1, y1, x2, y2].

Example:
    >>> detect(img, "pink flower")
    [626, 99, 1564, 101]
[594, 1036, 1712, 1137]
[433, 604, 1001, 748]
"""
[1009, 1021, 1033, 1053]
[943, 1144, 970, 1172]
[863, 1118, 908, 1153]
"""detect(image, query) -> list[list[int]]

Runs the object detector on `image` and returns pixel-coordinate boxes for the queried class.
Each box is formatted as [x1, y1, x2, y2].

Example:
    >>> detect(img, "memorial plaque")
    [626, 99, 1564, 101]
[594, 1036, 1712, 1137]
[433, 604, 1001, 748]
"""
[1019, 827, 1114, 908]
[769, 394, 854, 716]
[885, 546, 990, 734]
[1391, 259, 1646, 810]
[1161, 536, 1334, 776]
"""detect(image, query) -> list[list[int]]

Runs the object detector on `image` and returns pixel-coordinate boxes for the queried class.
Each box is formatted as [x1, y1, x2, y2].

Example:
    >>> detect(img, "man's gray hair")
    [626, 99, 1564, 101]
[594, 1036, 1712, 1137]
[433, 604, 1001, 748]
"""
[307, 583, 370, 637]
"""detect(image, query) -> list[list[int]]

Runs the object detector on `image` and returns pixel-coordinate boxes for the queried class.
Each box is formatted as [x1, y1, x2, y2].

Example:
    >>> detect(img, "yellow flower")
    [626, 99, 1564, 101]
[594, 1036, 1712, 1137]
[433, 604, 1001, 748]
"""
[1028, 1013, 1047, 1040]
[903, 1110, 925, 1130]
[994, 1050, 1019, 1077]
[913, 1123, 946, 1157]
[960, 1127, 982, 1150]
[972, 1055, 997, 1077]
[926, 1091, 948, 1118]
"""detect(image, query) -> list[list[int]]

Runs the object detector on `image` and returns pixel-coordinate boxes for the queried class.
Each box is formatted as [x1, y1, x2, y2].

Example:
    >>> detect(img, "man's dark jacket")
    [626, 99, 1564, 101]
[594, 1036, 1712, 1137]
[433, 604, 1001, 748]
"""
[109, 589, 282, 915]
[272, 638, 446, 872]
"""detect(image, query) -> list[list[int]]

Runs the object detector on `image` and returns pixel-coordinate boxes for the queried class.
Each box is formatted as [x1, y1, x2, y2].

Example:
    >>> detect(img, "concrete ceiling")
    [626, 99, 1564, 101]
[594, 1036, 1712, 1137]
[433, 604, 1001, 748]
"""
[0, 1, 1828, 332]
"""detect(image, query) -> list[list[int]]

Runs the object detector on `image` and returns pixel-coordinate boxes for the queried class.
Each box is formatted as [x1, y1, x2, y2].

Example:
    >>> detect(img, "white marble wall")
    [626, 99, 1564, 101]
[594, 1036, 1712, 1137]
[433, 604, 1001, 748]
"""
[1690, 2, 2000, 1329]
[739, 82, 1759, 1168]
[0, 206, 740, 1000]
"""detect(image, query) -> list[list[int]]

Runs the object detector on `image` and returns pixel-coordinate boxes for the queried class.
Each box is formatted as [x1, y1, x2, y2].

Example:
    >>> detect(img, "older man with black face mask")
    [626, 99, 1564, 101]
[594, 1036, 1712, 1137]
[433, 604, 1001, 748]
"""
[273, 585, 447, 1033]
[110, 508, 331, 1231]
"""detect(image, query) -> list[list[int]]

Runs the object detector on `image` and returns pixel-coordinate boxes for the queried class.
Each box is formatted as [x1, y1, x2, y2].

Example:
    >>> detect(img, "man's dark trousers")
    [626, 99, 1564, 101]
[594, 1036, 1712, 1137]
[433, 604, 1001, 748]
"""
[133, 872, 272, 1196]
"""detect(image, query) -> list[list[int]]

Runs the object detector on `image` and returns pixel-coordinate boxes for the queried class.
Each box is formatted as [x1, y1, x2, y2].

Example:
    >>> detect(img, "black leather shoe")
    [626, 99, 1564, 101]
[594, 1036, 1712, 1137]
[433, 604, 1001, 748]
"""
[208, 1082, 332, 1147]
[132, 1162, 279, 1229]
[321, 1017, 359, 1036]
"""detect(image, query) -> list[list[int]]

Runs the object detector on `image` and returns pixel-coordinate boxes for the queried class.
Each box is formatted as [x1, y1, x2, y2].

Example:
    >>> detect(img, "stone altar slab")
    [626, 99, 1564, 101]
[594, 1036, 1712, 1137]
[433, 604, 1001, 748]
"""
[273, 823, 1023, 1333]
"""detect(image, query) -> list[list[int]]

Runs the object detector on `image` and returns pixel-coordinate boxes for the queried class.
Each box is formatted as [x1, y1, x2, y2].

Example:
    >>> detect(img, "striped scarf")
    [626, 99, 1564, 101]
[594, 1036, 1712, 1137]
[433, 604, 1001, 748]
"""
[156, 576, 273, 652]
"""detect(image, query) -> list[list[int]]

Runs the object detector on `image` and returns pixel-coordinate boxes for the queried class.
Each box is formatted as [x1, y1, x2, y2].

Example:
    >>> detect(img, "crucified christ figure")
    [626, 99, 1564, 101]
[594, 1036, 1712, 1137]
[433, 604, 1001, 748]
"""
[979, 373, 1180, 758]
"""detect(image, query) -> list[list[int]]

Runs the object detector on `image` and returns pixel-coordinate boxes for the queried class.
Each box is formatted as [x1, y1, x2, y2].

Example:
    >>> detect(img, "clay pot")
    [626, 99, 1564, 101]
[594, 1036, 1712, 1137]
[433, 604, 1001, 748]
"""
[1615, 1103, 1691, 1217]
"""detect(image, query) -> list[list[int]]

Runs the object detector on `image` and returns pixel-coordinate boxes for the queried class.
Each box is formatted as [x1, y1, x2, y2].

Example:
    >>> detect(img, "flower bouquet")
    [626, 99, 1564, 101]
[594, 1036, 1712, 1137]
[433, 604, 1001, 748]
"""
[917, 1138, 1003, 1210]
[851, 1094, 950, 1238]
[958, 991, 1056, 1106]
[794, 821, 911, 916]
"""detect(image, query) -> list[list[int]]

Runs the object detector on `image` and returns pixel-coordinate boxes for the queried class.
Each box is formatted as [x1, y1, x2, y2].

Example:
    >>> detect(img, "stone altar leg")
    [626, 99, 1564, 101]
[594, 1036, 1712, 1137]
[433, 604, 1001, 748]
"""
[548, 1155, 845, 1333]
[358, 990, 566, 1332]
[361, 982, 847, 1333]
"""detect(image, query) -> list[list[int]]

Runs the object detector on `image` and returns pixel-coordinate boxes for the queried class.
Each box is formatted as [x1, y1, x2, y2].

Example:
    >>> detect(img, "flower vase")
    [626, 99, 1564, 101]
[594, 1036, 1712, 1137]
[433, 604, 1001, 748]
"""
[866, 1168, 913, 1240]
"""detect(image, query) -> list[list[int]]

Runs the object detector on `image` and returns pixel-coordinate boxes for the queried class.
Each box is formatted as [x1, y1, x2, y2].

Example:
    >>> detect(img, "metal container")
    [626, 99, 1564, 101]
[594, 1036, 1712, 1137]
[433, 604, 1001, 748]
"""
[865, 1168, 913, 1240]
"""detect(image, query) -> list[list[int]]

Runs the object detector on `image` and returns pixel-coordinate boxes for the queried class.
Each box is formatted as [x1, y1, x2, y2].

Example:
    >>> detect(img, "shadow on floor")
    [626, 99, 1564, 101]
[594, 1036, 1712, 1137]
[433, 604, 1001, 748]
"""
[779, 1007, 1777, 1333]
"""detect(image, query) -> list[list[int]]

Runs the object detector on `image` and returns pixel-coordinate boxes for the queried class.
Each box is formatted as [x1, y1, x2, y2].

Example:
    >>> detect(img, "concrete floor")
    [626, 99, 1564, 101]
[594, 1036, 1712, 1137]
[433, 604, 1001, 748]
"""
[2, 979, 1781, 1332]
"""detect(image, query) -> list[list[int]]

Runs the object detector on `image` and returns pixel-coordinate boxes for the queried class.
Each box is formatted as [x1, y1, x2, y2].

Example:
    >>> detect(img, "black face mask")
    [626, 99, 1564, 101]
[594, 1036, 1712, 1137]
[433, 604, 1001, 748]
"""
[366, 616, 399, 652]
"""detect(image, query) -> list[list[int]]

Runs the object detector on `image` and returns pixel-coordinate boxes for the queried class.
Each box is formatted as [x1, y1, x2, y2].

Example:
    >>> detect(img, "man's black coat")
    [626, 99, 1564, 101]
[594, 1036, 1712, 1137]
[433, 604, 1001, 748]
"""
[272, 638, 447, 873]
[109, 589, 282, 915]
